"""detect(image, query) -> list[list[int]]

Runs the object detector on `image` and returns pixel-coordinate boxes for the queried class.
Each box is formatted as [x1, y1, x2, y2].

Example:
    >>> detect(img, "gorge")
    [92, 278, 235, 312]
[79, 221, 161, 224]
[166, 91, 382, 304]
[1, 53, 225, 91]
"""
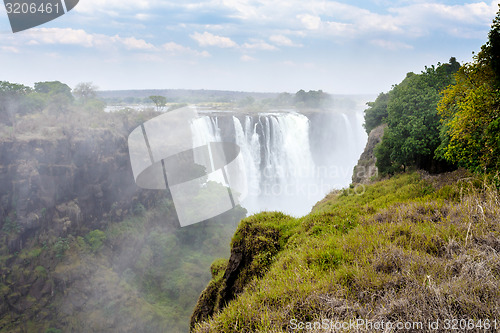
[0, 93, 369, 332]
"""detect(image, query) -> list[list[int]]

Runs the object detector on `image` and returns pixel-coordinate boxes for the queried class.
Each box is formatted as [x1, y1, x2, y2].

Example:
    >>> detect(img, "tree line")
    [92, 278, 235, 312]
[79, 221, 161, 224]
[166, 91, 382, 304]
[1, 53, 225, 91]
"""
[0, 81, 100, 126]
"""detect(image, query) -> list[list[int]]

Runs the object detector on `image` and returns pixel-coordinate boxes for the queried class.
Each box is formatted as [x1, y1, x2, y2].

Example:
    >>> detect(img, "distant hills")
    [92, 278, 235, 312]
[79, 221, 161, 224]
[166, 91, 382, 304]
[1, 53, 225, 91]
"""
[97, 89, 280, 104]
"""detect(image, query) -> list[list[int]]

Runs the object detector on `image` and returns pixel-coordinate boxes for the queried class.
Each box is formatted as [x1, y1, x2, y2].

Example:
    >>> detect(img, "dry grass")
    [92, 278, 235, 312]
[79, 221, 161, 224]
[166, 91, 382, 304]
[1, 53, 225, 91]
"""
[192, 171, 500, 332]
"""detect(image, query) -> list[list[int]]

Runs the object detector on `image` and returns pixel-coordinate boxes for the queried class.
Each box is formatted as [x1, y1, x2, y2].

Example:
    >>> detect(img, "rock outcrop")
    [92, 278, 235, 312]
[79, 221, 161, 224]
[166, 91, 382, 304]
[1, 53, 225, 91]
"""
[0, 127, 161, 253]
[0, 118, 166, 330]
[351, 124, 386, 184]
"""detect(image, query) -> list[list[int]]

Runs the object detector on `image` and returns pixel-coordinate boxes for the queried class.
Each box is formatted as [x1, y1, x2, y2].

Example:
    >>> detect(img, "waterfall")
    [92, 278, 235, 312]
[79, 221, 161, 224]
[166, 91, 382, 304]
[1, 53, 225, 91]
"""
[191, 109, 367, 217]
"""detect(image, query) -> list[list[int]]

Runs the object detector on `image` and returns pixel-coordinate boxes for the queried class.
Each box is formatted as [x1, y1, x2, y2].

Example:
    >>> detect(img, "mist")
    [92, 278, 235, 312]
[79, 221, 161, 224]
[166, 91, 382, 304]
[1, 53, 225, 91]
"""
[0, 85, 370, 332]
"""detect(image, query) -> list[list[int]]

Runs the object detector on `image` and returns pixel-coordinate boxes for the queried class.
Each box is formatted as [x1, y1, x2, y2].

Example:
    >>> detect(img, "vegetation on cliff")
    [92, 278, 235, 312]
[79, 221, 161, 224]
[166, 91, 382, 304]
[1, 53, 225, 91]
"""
[192, 170, 500, 332]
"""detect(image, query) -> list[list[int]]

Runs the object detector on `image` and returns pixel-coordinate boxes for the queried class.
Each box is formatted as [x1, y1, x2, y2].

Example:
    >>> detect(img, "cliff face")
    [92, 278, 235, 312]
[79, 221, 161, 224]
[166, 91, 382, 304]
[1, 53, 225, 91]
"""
[0, 117, 170, 331]
[0, 111, 248, 332]
[351, 124, 386, 184]
[190, 212, 290, 328]
[0, 127, 160, 253]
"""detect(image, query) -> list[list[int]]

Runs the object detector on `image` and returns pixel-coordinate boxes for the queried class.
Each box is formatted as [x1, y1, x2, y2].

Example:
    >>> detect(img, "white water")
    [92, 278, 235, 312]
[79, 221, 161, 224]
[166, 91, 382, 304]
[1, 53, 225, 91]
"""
[191, 110, 366, 217]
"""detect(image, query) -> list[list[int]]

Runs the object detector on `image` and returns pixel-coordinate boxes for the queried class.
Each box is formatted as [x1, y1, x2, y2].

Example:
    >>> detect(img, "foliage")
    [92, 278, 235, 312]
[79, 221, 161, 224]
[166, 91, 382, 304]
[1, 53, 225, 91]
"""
[133, 203, 146, 216]
[0, 81, 35, 125]
[45, 328, 62, 333]
[363, 92, 388, 134]
[375, 59, 459, 175]
[437, 7, 500, 172]
[34, 81, 75, 114]
[53, 237, 70, 259]
[84, 229, 107, 253]
[149, 95, 167, 111]
[34, 81, 73, 99]
[2, 216, 20, 234]
[73, 82, 98, 102]
[488, 4, 500, 85]
[294, 89, 330, 108]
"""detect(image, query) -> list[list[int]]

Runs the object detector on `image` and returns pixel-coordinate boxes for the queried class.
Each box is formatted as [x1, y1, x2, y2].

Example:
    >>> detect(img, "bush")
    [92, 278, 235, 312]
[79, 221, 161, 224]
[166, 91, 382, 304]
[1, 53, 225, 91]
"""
[85, 230, 106, 253]
[53, 238, 69, 259]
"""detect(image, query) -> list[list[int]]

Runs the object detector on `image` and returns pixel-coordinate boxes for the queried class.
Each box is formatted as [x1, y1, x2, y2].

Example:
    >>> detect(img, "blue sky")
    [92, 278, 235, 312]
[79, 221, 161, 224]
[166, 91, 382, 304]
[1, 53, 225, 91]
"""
[0, 0, 499, 94]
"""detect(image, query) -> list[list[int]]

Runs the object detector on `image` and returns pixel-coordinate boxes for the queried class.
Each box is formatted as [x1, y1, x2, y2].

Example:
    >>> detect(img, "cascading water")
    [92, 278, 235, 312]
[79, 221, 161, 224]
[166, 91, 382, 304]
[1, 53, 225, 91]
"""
[191, 109, 367, 217]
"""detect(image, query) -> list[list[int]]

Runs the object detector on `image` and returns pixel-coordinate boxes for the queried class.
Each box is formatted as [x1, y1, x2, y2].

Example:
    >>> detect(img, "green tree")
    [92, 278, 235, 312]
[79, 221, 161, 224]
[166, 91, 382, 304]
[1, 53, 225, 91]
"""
[437, 9, 500, 172]
[488, 4, 500, 85]
[34, 81, 73, 98]
[34, 81, 74, 114]
[85, 230, 106, 253]
[0, 81, 34, 127]
[149, 95, 167, 111]
[294, 90, 329, 108]
[363, 92, 388, 134]
[375, 60, 459, 174]
[73, 82, 98, 102]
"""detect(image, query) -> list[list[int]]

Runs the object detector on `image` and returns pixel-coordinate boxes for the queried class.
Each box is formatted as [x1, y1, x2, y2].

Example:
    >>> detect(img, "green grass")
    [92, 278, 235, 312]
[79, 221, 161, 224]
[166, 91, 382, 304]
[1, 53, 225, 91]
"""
[192, 171, 500, 332]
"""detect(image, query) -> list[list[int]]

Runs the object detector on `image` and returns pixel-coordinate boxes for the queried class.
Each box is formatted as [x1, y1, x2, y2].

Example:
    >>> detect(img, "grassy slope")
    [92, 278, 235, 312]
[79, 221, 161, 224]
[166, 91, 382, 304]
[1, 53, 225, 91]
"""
[192, 170, 500, 332]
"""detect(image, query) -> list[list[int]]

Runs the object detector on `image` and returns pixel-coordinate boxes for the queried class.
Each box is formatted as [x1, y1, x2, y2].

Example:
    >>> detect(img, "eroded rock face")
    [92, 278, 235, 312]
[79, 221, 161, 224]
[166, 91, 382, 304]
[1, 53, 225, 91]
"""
[352, 124, 386, 184]
[0, 123, 169, 329]
[190, 212, 288, 330]
[0, 127, 161, 253]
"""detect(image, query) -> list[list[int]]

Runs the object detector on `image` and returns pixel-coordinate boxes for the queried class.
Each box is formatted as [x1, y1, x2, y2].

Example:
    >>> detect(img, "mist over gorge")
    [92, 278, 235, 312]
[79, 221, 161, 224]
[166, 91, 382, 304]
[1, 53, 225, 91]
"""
[0, 85, 371, 332]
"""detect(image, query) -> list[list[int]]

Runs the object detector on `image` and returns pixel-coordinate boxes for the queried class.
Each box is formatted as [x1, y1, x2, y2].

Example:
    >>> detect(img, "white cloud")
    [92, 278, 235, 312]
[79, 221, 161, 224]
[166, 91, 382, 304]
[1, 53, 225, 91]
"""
[220, 0, 260, 20]
[135, 13, 152, 21]
[241, 54, 256, 62]
[15, 28, 156, 51]
[297, 14, 321, 30]
[388, 1, 498, 37]
[163, 42, 190, 53]
[27, 28, 95, 47]
[1, 46, 19, 53]
[324, 21, 355, 36]
[242, 40, 277, 51]
[391, 1, 497, 25]
[269, 35, 302, 47]
[190, 31, 238, 48]
[370, 39, 413, 51]
[68, 0, 499, 46]
[121, 37, 155, 50]
[75, 0, 155, 14]
[163, 42, 211, 57]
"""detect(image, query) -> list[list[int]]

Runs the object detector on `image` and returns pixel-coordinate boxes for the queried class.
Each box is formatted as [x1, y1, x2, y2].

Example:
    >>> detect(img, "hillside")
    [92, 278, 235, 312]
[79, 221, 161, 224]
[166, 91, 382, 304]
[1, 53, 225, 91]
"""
[191, 169, 500, 332]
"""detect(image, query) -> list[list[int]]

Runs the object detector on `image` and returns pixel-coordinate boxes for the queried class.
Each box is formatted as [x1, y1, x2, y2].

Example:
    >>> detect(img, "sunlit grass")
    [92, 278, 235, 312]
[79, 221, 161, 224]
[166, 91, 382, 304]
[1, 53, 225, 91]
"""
[193, 171, 500, 332]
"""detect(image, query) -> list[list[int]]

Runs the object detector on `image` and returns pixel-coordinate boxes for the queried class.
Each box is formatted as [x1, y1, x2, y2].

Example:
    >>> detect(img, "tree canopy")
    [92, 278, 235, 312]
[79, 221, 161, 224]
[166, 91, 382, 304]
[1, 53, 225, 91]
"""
[73, 82, 98, 102]
[363, 92, 388, 134]
[374, 59, 459, 174]
[294, 89, 330, 108]
[149, 95, 167, 111]
[0, 81, 35, 125]
[437, 6, 500, 172]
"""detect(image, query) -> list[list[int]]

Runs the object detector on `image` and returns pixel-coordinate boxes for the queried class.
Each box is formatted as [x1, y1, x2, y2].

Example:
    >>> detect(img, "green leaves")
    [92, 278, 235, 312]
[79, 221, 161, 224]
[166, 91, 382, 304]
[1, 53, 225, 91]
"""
[375, 60, 459, 175]
[363, 92, 388, 134]
[437, 17, 500, 173]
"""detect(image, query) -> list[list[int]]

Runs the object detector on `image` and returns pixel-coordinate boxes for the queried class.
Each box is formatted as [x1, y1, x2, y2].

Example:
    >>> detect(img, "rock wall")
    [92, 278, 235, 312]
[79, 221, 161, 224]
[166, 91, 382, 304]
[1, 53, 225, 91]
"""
[0, 127, 161, 253]
[351, 124, 386, 184]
